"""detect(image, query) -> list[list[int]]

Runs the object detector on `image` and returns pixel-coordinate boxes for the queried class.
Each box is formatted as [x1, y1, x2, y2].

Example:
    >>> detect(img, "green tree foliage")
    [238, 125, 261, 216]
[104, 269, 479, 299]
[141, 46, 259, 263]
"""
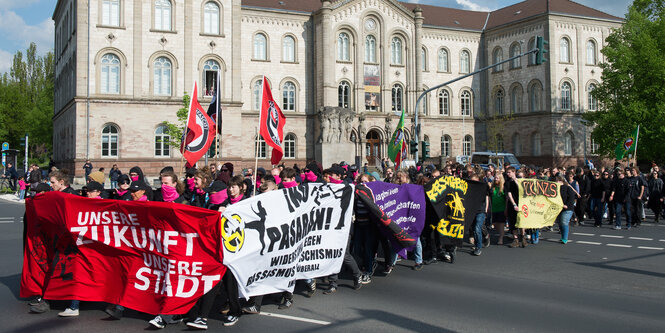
[583, 0, 665, 161]
[0, 43, 54, 164]
[160, 93, 190, 150]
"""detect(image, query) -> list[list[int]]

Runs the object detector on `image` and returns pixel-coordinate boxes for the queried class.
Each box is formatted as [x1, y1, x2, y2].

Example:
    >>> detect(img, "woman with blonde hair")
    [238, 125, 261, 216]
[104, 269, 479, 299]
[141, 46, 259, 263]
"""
[491, 173, 507, 245]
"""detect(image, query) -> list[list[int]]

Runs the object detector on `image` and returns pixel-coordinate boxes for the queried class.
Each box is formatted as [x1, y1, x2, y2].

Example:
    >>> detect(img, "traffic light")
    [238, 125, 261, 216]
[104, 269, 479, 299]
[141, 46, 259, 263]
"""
[536, 36, 548, 65]
[421, 141, 430, 159]
[409, 140, 418, 155]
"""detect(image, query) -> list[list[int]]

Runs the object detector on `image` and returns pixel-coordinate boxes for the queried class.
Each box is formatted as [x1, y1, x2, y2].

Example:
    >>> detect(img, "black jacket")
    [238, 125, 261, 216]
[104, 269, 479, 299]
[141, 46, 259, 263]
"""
[560, 183, 577, 210]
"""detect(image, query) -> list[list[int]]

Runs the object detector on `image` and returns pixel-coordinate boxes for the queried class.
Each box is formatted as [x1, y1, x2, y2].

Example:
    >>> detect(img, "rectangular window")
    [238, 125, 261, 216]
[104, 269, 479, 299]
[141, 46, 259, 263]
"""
[102, 0, 120, 26]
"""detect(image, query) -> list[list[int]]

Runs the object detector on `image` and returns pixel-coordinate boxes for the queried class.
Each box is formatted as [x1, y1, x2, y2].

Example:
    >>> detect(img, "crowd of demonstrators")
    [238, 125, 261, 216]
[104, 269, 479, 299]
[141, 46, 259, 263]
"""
[21, 157, 665, 329]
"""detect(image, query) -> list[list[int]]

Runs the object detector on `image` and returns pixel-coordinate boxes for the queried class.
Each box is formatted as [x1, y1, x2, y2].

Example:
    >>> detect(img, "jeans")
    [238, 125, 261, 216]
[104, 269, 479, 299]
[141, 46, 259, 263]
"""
[615, 201, 631, 228]
[558, 210, 574, 241]
[19, 189, 25, 199]
[414, 238, 423, 264]
[589, 198, 604, 226]
[110, 180, 118, 189]
[473, 213, 486, 250]
[70, 300, 80, 310]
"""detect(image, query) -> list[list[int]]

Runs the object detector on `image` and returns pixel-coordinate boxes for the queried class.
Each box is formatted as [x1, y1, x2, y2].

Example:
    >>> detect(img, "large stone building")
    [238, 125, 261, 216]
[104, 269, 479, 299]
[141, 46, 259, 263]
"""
[52, 0, 622, 179]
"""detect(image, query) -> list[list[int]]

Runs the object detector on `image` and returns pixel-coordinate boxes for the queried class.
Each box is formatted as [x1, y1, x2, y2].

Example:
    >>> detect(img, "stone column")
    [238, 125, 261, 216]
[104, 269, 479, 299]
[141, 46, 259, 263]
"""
[231, 0, 242, 103]
[184, 1, 193, 90]
[321, 0, 335, 106]
[132, 0, 142, 97]
[414, 7, 424, 123]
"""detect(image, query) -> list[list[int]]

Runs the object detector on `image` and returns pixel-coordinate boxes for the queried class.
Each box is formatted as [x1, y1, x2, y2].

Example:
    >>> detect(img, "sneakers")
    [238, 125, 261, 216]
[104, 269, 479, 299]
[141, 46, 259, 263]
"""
[613, 225, 621, 230]
[166, 314, 184, 324]
[413, 263, 423, 270]
[219, 303, 230, 315]
[483, 234, 491, 248]
[305, 280, 316, 297]
[241, 305, 260, 314]
[509, 238, 520, 248]
[323, 285, 337, 294]
[223, 315, 239, 327]
[186, 317, 208, 330]
[28, 297, 42, 306]
[472, 248, 482, 256]
[354, 276, 362, 290]
[424, 257, 437, 265]
[278, 297, 293, 309]
[383, 265, 394, 275]
[29, 299, 50, 313]
[561, 239, 568, 244]
[58, 308, 79, 317]
[104, 305, 123, 320]
[149, 316, 166, 329]
[361, 274, 372, 284]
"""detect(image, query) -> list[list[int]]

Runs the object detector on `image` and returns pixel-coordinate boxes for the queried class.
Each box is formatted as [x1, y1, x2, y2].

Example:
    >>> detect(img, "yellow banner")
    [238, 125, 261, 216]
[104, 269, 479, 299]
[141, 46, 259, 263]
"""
[515, 179, 564, 228]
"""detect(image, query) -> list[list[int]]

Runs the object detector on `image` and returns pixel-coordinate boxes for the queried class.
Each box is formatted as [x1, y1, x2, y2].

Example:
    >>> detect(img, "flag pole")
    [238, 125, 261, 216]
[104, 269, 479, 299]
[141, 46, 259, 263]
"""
[253, 76, 266, 197]
[633, 125, 640, 167]
[181, 82, 196, 177]
[215, 69, 221, 166]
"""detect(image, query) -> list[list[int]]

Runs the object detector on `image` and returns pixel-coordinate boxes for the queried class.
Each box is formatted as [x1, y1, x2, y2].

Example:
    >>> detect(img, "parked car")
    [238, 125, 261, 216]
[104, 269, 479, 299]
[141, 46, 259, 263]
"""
[468, 152, 520, 170]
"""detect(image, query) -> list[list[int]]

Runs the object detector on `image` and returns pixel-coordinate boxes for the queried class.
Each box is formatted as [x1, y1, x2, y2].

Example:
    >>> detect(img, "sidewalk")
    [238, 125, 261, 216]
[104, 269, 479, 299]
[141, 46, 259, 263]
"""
[0, 194, 24, 204]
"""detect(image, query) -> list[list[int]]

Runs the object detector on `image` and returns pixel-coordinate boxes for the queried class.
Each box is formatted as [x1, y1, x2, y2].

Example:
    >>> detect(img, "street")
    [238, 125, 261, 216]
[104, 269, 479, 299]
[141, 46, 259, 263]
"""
[1, 198, 664, 332]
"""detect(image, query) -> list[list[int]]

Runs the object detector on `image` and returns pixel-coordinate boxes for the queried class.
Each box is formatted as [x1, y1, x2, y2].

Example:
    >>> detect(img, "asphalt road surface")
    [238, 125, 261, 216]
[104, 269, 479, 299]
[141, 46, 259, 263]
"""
[1, 198, 664, 332]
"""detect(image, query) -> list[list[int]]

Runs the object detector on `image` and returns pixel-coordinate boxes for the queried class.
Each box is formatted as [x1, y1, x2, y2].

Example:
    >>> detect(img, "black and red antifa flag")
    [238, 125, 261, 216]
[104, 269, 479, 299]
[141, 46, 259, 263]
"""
[354, 184, 417, 249]
[423, 176, 486, 246]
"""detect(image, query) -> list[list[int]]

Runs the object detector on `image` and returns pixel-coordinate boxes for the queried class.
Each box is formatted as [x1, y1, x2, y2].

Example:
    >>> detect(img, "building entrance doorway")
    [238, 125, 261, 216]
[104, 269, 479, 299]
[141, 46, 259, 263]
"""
[365, 130, 381, 166]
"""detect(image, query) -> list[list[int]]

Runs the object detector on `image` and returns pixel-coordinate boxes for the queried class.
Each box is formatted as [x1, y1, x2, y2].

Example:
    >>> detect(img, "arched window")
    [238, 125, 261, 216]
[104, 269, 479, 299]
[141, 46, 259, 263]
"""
[460, 90, 471, 116]
[153, 56, 172, 96]
[441, 135, 451, 157]
[102, 0, 120, 26]
[492, 48, 503, 72]
[255, 135, 266, 159]
[530, 81, 542, 112]
[463, 135, 473, 155]
[561, 82, 571, 110]
[560, 37, 570, 63]
[511, 86, 521, 114]
[253, 33, 267, 60]
[284, 133, 296, 158]
[510, 43, 521, 69]
[494, 88, 504, 115]
[338, 81, 350, 108]
[438, 48, 449, 72]
[155, 0, 172, 31]
[564, 131, 574, 156]
[154, 125, 170, 157]
[252, 79, 263, 110]
[528, 38, 536, 65]
[203, 2, 220, 34]
[203, 59, 220, 96]
[100, 53, 120, 94]
[588, 83, 597, 111]
[512, 133, 521, 156]
[282, 36, 295, 62]
[438, 90, 449, 115]
[586, 40, 596, 65]
[496, 134, 504, 152]
[532, 132, 541, 156]
[391, 37, 403, 65]
[101, 124, 119, 157]
[365, 35, 376, 63]
[338, 32, 350, 61]
[421, 47, 427, 71]
[460, 50, 471, 73]
[392, 84, 403, 112]
[282, 81, 296, 111]
[421, 87, 428, 115]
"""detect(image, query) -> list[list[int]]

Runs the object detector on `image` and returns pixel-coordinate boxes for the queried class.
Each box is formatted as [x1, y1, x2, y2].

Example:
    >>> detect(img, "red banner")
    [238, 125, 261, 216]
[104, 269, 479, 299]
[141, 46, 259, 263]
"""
[258, 76, 286, 165]
[181, 82, 217, 168]
[21, 192, 226, 315]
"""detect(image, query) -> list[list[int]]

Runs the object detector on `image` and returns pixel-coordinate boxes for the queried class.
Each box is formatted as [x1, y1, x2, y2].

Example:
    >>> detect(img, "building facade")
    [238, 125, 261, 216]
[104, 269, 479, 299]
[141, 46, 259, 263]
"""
[52, 0, 622, 179]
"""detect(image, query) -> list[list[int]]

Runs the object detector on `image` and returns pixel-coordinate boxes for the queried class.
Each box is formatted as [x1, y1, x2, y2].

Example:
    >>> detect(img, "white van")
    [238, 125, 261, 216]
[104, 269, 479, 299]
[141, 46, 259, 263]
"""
[469, 152, 520, 170]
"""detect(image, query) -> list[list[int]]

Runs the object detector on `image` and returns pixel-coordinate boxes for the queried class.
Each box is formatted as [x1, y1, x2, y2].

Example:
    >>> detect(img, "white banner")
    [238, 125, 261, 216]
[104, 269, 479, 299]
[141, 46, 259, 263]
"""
[221, 183, 354, 298]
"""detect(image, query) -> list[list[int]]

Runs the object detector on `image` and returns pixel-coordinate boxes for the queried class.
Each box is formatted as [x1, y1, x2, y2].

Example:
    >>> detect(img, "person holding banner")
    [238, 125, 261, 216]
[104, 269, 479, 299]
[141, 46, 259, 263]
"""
[504, 167, 526, 248]
[491, 174, 507, 245]
[190, 170, 212, 208]
[111, 175, 132, 200]
[556, 174, 577, 244]
[153, 170, 187, 204]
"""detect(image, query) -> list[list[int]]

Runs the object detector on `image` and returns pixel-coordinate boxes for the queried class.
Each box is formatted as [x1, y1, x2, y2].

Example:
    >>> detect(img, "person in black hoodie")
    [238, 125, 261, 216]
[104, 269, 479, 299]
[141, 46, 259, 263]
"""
[48, 170, 79, 195]
[556, 174, 577, 244]
[111, 174, 132, 200]
[302, 162, 322, 183]
[610, 169, 631, 230]
[128, 166, 153, 200]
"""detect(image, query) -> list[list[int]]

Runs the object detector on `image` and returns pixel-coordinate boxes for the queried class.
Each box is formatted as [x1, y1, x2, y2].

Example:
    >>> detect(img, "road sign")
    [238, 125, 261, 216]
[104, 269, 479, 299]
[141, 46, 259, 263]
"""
[1, 142, 7, 151]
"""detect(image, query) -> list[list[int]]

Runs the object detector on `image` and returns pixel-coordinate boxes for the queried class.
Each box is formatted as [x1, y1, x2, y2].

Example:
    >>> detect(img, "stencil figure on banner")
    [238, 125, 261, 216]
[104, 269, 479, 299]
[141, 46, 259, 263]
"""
[220, 181, 354, 299]
[21, 191, 227, 316]
[423, 175, 486, 263]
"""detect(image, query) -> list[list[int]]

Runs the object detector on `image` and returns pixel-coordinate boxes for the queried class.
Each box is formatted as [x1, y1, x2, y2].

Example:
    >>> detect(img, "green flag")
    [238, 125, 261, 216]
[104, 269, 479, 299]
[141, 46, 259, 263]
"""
[615, 126, 639, 160]
[388, 111, 406, 168]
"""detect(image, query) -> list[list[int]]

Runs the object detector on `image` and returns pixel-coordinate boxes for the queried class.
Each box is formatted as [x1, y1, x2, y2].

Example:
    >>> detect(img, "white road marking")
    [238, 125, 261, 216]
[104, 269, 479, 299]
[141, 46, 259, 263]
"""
[576, 241, 601, 245]
[637, 246, 665, 251]
[629, 237, 653, 241]
[572, 232, 595, 236]
[600, 235, 623, 238]
[607, 244, 632, 248]
[0, 221, 13, 224]
[258, 312, 331, 325]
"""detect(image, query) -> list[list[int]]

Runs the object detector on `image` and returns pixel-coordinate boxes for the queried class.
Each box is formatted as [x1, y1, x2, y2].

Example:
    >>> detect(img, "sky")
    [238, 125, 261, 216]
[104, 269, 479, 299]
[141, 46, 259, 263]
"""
[0, 0, 632, 74]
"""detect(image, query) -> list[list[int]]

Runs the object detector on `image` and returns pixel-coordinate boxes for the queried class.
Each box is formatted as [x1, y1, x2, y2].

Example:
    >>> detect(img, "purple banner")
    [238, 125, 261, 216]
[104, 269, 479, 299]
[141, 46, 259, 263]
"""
[365, 182, 426, 258]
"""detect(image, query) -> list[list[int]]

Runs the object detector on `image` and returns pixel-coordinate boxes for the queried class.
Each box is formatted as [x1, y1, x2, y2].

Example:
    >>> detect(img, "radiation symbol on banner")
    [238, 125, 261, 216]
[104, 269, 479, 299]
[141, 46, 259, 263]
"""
[521, 204, 529, 218]
[221, 214, 245, 253]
